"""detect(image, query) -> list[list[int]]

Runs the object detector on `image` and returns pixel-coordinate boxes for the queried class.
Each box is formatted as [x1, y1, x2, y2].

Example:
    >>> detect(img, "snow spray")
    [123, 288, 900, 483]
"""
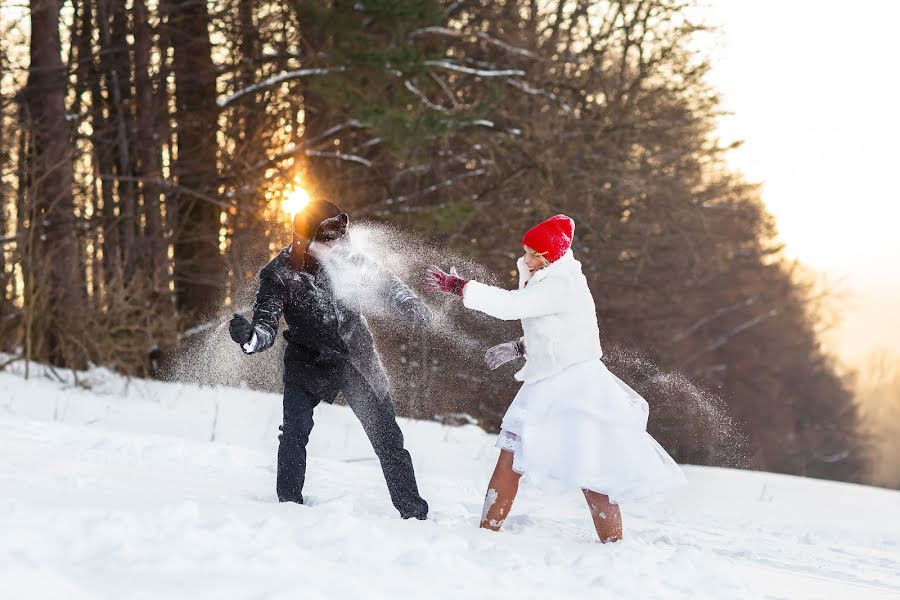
[603, 346, 750, 468]
[312, 221, 504, 354]
[165, 221, 512, 394]
[166, 220, 749, 470]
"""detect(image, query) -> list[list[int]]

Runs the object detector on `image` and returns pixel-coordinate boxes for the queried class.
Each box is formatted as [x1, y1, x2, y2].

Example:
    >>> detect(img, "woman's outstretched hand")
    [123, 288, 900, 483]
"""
[424, 265, 468, 297]
[484, 339, 525, 370]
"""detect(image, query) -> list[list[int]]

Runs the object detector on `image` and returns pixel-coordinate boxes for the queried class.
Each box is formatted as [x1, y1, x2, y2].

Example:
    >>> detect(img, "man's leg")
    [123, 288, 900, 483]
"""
[343, 364, 429, 519]
[277, 382, 319, 504]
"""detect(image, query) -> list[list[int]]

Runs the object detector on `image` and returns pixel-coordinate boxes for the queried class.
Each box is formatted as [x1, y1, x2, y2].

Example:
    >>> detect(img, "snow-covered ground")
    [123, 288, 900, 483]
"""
[1, 363, 898, 600]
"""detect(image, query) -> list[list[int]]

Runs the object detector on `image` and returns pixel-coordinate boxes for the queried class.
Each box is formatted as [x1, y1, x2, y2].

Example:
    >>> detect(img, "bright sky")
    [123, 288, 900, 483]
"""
[701, 1, 900, 364]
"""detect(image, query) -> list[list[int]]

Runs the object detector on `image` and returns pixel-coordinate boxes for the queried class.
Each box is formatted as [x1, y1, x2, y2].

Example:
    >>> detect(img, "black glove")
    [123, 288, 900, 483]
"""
[229, 313, 254, 345]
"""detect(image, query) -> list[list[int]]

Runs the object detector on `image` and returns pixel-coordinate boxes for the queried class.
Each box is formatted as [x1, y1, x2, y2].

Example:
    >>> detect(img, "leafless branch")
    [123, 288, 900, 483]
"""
[404, 79, 448, 112]
[424, 60, 525, 78]
[305, 150, 373, 168]
[98, 174, 231, 209]
[409, 27, 539, 59]
[383, 168, 487, 204]
[671, 296, 760, 343]
[504, 78, 573, 114]
[217, 67, 345, 108]
[679, 308, 781, 367]
[239, 120, 370, 174]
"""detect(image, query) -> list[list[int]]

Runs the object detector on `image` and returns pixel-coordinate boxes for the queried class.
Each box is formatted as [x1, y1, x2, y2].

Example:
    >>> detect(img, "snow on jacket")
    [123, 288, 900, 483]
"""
[462, 249, 603, 384]
[245, 244, 428, 401]
[249, 245, 427, 356]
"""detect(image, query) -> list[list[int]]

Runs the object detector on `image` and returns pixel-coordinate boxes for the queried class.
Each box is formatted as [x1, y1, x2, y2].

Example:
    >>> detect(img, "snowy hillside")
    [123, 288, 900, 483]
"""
[1, 363, 898, 600]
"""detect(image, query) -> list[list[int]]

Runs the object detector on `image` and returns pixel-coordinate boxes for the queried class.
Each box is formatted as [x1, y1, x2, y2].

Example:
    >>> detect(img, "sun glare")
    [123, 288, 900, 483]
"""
[281, 186, 311, 219]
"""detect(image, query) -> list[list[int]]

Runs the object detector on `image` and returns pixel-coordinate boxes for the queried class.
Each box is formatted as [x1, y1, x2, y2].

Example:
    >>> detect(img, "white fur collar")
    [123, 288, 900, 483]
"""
[517, 249, 576, 288]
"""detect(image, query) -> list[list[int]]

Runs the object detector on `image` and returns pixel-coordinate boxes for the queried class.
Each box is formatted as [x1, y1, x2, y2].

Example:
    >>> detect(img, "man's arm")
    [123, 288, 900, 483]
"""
[348, 252, 431, 326]
[386, 273, 432, 326]
[243, 268, 286, 353]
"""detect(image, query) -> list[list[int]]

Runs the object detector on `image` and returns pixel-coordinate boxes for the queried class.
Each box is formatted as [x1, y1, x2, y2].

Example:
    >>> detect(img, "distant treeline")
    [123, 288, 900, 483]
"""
[0, 1, 865, 484]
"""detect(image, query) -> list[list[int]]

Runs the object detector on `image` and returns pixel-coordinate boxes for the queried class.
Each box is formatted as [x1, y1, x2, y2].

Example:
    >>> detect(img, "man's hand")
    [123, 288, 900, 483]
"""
[484, 339, 525, 370]
[424, 265, 468, 297]
[406, 300, 433, 328]
[229, 313, 254, 345]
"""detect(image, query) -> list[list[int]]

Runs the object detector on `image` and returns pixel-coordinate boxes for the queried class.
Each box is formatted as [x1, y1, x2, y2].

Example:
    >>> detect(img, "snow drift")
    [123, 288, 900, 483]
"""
[1, 362, 898, 599]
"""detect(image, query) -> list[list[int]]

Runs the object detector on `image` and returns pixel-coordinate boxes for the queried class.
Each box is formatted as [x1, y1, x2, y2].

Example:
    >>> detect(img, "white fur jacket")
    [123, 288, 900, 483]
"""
[462, 249, 603, 384]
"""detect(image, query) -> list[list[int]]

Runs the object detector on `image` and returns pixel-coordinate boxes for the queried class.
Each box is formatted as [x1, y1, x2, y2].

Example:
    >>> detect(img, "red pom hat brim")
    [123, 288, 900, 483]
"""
[521, 214, 575, 263]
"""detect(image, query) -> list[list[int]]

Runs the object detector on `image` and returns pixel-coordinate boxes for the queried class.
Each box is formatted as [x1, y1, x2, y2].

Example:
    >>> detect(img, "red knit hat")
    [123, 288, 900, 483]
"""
[521, 214, 575, 263]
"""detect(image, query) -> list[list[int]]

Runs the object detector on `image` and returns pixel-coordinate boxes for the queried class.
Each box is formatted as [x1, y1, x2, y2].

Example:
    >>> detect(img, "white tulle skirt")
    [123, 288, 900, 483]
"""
[496, 358, 686, 504]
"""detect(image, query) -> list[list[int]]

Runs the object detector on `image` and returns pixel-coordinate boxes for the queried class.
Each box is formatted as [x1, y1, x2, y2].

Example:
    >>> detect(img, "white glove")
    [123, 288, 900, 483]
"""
[484, 339, 525, 370]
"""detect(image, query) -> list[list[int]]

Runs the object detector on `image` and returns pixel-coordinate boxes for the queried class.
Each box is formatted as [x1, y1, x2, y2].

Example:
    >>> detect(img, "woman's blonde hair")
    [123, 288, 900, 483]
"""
[524, 245, 551, 268]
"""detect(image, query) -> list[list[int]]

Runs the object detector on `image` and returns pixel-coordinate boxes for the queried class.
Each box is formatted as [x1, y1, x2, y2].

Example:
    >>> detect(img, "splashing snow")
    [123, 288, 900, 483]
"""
[603, 347, 750, 468]
[313, 221, 499, 353]
[163, 221, 747, 471]
[165, 221, 506, 394]
[481, 487, 499, 523]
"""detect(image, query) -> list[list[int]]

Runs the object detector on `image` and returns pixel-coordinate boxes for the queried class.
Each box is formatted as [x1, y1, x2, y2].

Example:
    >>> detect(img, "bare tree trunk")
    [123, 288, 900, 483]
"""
[71, 0, 102, 300]
[0, 125, 7, 311]
[23, 0, 83, 366]
[97, 0, 138, 276]
[227, 0, 268, 290]
[0, 59, 7, 308]
[88, 164, 102, 300]
[67, 0, 91, 304]
[134, 0, 169, 292]
[13, 109, 27, 308]
[157, 0, 175, 259]
[163, 0, 225, 323]
[294, 3, 336, 197]
[17, 119, 36, 375]
[74, 0, 120, 284]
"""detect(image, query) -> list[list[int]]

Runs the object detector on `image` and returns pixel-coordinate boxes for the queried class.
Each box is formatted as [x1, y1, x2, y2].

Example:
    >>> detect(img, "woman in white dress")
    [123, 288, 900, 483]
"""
[425, 214, 685, 542]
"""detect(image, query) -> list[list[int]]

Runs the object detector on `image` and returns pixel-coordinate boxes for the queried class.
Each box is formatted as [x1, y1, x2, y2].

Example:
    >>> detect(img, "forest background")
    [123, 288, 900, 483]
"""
[2, 0, 897, 489]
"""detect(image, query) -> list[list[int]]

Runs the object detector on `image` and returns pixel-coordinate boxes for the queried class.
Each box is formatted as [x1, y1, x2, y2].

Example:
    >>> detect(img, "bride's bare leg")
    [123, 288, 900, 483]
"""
[480, 449, 521, 531]
[583, 490, 623, 542]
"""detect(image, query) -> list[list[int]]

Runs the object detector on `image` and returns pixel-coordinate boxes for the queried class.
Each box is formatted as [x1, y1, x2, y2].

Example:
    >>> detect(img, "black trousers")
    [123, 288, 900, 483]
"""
[276, 360, 429, 520]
